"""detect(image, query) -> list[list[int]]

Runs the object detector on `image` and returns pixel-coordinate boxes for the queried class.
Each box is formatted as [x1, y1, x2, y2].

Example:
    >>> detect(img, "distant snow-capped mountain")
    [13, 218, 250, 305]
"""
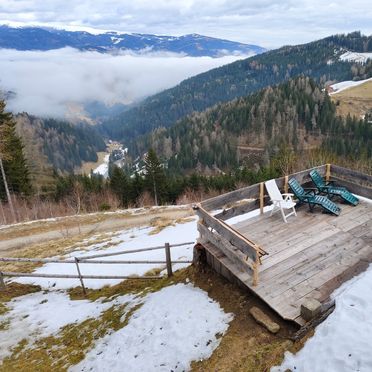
[0, 25, 266, 57]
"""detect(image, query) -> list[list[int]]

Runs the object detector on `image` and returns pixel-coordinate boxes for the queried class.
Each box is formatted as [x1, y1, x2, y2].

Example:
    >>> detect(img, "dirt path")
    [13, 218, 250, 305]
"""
[0, 207, 194, 255]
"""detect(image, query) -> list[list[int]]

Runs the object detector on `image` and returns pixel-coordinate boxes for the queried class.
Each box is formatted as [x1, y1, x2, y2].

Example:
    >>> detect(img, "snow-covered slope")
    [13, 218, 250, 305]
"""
[339, 51, 372, 63]
[0, 213, 235, 370]
[71, 284, 233, 372]
[15, 217, 197, 289]
[0, 291, 137, 360]
[272, 264, 372, 372]
[329, 77, 372, 94]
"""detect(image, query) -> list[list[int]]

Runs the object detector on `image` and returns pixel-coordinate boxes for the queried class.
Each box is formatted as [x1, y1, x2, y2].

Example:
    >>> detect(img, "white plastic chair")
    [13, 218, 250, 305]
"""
[264, 179, 297, 223]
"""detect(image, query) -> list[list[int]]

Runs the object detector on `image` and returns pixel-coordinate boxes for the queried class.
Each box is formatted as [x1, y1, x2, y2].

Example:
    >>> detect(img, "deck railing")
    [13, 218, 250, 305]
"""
[195, 164, 372, 286]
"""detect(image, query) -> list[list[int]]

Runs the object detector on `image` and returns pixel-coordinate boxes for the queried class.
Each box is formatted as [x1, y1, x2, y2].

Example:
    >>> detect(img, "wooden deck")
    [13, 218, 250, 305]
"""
[196, 165, 372, 327]
[225, 200, 372, 325]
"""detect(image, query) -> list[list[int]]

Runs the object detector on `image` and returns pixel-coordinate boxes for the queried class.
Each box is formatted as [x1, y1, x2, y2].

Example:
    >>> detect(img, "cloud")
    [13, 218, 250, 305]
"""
[0, 0, 371, 48]
[0, 48, 243, 118]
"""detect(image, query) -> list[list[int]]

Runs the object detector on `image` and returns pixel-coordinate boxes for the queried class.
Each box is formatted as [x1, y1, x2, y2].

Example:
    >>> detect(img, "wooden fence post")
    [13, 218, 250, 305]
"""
[259, 182, 264, 215]
[165, 243, 173, 277]
[0, 272, 5, 290]
[326, 163, 331, 182]
[74, 257, 87, 295]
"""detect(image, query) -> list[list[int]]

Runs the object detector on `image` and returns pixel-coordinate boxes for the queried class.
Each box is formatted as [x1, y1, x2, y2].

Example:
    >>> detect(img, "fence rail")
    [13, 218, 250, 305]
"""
[0, 257, 192, 265]
[0, 241, 195, 295]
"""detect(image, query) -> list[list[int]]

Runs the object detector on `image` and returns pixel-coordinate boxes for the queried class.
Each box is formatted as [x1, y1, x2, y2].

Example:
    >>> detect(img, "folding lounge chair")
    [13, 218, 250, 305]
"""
[288, 178, 341, 216]
[265, 179, 297, 223]
[309, 169, 359, 206]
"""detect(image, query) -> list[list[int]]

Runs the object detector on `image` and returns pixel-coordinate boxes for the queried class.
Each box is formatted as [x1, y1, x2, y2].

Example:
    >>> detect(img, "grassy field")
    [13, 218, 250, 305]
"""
[332, 80, 372, 119]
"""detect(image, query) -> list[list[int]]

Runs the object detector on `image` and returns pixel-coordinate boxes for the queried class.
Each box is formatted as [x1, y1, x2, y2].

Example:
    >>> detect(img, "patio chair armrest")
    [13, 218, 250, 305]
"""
[282, 193, 295, 201]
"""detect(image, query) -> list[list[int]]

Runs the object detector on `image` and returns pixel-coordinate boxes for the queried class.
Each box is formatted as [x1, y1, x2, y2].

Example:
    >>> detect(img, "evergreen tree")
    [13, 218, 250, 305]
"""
[0, 100, 31, 200]
[129, 172, 145, 206]
[110, 165, 129, 207]
[144, 149, 165, 205]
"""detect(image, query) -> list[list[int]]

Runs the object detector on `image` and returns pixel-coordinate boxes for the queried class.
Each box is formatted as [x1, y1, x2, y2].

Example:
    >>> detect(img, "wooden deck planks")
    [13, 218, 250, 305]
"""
[270, 243, 371, 320]
[225, 200, 372, 324]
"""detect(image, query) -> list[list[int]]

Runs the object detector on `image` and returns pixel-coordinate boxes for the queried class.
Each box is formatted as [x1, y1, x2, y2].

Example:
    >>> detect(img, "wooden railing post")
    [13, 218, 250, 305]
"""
[74, 257, 87, 295]
[284, 175, 289, 194]
[165, 243, 173, 277]
[0, 272, 5, 290]
[252, 253, 259, 286]
[259, 182, 264, 215]
[326, 163, 331, 182]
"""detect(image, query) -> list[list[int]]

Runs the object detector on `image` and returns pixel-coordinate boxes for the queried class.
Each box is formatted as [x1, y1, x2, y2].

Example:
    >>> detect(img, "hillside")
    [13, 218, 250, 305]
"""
[330, 79, 372, 119]
[99, 32, 372, 142]
[129, 77, 371, 173]
[15, 114, 106, 175]
[0, 25, 265, 57]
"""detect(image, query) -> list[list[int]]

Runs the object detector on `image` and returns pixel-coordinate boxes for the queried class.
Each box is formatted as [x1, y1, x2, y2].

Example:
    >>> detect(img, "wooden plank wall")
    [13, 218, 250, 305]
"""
[331, 165, 372, 199]
[194, 205, 259, 262]
[205, 165, 327, 221]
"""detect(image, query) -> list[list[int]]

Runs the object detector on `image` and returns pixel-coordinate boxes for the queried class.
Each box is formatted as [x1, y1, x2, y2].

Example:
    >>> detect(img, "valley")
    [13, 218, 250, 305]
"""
[0, 22, 371, 372]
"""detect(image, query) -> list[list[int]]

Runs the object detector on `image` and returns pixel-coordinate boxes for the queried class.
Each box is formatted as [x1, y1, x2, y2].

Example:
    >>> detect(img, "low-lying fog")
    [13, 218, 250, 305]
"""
[0, 48, 245, 118]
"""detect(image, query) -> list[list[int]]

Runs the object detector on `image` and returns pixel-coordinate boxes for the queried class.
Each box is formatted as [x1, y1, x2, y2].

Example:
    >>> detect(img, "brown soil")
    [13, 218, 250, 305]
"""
[189, 266, 299, 372]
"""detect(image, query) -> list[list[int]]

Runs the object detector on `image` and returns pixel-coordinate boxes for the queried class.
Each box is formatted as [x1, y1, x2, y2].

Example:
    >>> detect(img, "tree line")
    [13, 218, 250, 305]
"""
[129, 77, 371, 174]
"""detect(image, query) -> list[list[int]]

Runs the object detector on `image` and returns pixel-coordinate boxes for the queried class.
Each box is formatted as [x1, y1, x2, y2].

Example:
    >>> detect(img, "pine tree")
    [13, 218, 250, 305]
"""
[110, 165, 129, 207]
[144, 149, 165, 206]
[0, 100, 31, 201]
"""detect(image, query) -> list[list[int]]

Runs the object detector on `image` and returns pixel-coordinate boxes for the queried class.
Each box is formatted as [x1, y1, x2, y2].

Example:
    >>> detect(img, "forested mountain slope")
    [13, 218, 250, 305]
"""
[15, 114, 106, 173]
[100, 32, 372, 142]
[130, 77, 371, 173]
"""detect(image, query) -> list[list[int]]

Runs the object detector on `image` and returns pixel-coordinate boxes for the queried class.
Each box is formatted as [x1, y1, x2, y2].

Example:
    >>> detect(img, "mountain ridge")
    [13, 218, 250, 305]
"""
[0, 25, 266, 57]
[99, 31, 372, 143]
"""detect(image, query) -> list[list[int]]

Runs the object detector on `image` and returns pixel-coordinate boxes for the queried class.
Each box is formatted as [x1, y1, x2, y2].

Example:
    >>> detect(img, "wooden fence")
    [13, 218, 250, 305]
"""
[0, 241, 194, 295]
[195, 164, 372, 286]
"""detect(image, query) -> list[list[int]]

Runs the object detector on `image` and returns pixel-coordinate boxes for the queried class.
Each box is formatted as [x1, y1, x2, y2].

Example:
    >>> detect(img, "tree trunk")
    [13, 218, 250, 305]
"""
[0, 199, 7, 225]
[0, 156, 16, 223]
[153, 179, 158, 206]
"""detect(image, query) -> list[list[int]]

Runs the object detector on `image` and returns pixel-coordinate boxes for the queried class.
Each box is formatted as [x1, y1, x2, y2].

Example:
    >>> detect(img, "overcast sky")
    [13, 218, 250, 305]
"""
[1, 0, 371, 48]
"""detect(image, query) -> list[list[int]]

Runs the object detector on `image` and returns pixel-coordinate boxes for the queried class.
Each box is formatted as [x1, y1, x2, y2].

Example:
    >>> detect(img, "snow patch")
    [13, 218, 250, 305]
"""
[14, 217, 198, 289]
[272, 264, 372, 372]
[110, 36, 124, 45]
[70, 284, 233, 372]
[339, 51, 372, 64]
[93, 154, 110, 178]
[224, 205, 274, 225]
[329, 77, 372, 94]
[0, 291, 136, 360]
